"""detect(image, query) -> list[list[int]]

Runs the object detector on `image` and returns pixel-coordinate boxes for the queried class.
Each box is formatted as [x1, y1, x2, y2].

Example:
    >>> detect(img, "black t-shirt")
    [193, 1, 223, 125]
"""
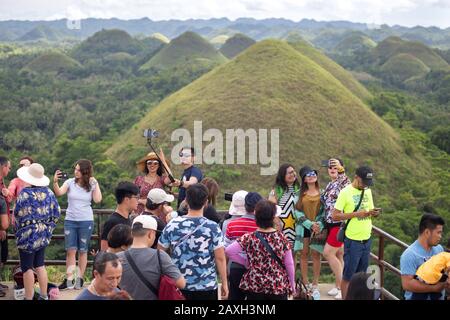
[101, 212, 131, 240]
[142, 212, 166, 249]
[177, 166, 203, 208]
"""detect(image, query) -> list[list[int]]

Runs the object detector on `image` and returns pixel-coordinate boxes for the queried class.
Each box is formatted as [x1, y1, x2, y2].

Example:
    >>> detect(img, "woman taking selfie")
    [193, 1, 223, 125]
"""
[53, 159, 102, 290]
[134, 152, 171, 214]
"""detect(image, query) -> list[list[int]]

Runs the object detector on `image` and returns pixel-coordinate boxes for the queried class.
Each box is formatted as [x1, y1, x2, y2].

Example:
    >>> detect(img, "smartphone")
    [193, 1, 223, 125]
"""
[224, 192, 233, 201]
[320, 159, 329, 167]
[59, 171, 69, 180]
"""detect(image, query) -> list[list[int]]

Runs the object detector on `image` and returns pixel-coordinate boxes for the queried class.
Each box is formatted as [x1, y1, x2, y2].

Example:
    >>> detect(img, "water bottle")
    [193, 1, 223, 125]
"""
[312, 288, 321, 300]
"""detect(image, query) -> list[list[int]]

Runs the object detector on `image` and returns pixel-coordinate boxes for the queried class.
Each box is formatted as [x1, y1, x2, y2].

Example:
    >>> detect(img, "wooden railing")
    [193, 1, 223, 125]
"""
[4, 209, 409, 299]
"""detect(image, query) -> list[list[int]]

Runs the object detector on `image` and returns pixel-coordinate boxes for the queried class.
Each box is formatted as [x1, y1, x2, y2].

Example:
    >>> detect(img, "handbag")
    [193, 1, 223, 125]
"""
[292, 279, 313, 300]
[125, 250, 185, 300]
[336, 189, 365, 242]
[310, 227, 328, 246]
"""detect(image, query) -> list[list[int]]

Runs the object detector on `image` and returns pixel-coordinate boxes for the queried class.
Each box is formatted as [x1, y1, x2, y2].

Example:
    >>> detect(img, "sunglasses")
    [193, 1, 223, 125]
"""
[305, 172, 317, 177]
[146, 160, 159, 166]
[179, 152, 192, 157]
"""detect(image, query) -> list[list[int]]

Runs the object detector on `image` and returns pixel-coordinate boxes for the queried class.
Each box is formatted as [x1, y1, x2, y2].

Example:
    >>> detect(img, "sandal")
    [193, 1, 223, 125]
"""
[0, 283, 8, 289]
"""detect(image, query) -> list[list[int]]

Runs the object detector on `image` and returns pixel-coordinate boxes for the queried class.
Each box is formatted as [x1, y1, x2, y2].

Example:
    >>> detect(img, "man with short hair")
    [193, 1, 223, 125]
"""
[100, 182, 140, 251]
[173, 147, 203, 209]
[158, 183, 228, 300]
[76, 251, 123, 300]
[225, 192, 262, 300]
[332, 166, 381, 299]
[118, 215, 185, 300]
[400, 213, 448, 300]
[143, 188, 175, 248]
[0, 156, 11, 294]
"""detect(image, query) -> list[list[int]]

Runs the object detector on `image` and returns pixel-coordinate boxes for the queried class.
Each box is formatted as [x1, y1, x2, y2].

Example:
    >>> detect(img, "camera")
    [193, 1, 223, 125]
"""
[143, 129, 159, 139]
[224, 192, 233, 201]
[321, 159, 329, 167]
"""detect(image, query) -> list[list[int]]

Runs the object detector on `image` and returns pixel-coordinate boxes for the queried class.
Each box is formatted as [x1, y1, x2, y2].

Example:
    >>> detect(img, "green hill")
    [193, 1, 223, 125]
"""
[18, 25, 62, 42]
[22, 51, 82, 74]
[219, 33, 256, 59]
[381, 53, 430, 83]
[334, 32, 376, 55]
[107, 40, 427, 198]
[372, 36, 448, 70]
[287, 39, 372, 101]
[71, 29, 144, 62]
[139, 31, 227, 71]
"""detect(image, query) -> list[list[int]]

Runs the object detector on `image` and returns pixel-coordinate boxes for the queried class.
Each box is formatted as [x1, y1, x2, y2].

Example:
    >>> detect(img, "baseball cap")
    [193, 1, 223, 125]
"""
[132, 215, 157, 231]
[355, 166, 374, 186]
[147, 188, 174, 204]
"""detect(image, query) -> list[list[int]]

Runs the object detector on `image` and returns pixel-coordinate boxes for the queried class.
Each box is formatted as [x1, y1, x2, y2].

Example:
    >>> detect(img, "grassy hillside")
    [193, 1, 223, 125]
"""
[334, 32, 376, 54]
[287, 39, 372, 101]
[18, 25, 62, 42]
[139, 31, 228, 71]
[372, 36, 449, 70]
[381, 53, 430, 83]
[107, 40, 428, 201]
[71, 29, 144, 62]
[150, 32, 170, 44]
[22, 51, 82, 73]
[220, 33, 256, 59]
[210, 35, 230, 48]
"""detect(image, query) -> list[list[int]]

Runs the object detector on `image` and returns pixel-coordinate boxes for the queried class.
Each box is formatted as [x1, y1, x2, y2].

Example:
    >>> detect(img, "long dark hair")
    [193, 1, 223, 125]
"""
[201, 177, 219, 207]
[144, 159, 163, 176]
[295, 170, 320, 211]
[275, 163, 299, 192]
[75, 159, 93, 192]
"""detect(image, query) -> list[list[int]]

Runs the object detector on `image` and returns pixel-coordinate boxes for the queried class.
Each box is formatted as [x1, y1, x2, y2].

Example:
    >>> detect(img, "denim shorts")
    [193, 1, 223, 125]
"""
[343, 237, 372, 281]
[64, 220, 94, 252]
[19, 247, 46, 272]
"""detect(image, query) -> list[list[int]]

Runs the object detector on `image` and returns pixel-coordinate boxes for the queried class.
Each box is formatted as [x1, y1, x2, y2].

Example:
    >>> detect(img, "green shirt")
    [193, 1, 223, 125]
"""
[334, 184, 374, 241]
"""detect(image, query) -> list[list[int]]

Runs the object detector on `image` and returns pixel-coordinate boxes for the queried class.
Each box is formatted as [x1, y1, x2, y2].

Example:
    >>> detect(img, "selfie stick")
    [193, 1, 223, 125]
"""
[146, 137, 176, 183]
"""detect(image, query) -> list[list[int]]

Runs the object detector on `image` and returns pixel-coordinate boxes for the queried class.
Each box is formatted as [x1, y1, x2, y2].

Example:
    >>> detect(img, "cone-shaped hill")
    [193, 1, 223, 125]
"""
[287, 38, 371, 101]
[71, 29, 144, 62]
[220, 33, 256, 59]
[107, 40, 429, 195]
[18, 25, 62, 42]
[139, 31, 227, 71]
[333, 32, 376, 54]
[22, 51, 82, 74]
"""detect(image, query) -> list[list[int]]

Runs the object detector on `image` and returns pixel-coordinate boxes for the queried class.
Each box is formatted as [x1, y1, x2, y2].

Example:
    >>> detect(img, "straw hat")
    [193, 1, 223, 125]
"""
[136, 152, 160, 172]
[17, 163, 50, 187]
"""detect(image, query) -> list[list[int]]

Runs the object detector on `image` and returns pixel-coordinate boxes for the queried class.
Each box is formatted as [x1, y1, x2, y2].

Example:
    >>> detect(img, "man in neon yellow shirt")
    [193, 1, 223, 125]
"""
[332, 166, 381, 299]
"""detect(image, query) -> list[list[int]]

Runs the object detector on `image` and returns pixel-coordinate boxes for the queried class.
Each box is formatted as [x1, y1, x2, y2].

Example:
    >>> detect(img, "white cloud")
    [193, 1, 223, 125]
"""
[0, 0, 448, 28]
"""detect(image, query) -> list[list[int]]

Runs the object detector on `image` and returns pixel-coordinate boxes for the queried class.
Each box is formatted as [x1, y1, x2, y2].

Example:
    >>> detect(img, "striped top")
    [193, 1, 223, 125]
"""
[226, 214, 258, 240]
[277, 185, 298, 245]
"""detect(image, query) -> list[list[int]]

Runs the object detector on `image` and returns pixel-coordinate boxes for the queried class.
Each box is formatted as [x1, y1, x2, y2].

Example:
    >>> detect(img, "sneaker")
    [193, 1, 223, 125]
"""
[334, 290, 342, 300]
[74, 277, 84, 290]
[327, 287, 340, 296]
[58, 278, 75, 290]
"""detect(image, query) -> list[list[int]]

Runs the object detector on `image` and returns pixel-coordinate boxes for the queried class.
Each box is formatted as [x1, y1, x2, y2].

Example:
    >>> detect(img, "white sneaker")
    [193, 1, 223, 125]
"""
[311, 287, 321, 300]
[327, 287, 340, 296]
[334, 290, 342, 300]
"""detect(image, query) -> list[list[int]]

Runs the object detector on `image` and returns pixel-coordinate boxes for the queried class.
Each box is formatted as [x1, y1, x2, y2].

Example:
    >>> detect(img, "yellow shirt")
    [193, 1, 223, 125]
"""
[334, 184, 374, 241]
[416, 252, 450, 284]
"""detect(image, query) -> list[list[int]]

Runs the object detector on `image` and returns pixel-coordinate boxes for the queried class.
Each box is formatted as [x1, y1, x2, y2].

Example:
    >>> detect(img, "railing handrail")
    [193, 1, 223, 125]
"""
[5, 209, 410, 300]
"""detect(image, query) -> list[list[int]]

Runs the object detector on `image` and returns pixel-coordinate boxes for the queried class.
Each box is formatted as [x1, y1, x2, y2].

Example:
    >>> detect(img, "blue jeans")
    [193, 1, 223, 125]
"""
[64, 220, 94, 252]
[343, 237, 372, 281]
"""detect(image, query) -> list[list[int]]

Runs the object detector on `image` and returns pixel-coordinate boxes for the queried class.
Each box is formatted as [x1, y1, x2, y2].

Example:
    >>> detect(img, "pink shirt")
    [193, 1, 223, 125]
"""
[7, 178, 28, 202]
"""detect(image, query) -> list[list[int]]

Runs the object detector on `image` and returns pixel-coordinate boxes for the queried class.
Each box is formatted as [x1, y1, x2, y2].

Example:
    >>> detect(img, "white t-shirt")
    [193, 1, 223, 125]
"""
[64, 178, 95, 221]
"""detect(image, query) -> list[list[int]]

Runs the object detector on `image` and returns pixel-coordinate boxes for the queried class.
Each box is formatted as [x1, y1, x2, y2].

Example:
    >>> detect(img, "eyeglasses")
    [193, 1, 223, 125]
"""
[305, 172, 317, 178]
[286, 171, 296, 175]
[129, 195, 140, 200]
[146, 160, 159, 166]
[328, 166, 336, 170]
[179, 152, 192, 157]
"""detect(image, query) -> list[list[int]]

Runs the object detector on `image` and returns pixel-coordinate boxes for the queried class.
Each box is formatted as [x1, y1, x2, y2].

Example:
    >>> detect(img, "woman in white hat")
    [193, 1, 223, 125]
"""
[14, 163, 61, 300]
[134, 152, 172, 214]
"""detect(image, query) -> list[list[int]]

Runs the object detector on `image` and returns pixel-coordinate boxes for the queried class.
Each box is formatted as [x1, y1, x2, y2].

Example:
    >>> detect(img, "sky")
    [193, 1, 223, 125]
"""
[1, 0, 449, 28]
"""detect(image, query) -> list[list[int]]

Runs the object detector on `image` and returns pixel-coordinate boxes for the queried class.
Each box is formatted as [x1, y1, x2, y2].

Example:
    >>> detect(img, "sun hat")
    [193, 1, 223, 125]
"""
[16, 163, 50, 187]
[229, 190, 248, 216]
[136, 152, 161, 172]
